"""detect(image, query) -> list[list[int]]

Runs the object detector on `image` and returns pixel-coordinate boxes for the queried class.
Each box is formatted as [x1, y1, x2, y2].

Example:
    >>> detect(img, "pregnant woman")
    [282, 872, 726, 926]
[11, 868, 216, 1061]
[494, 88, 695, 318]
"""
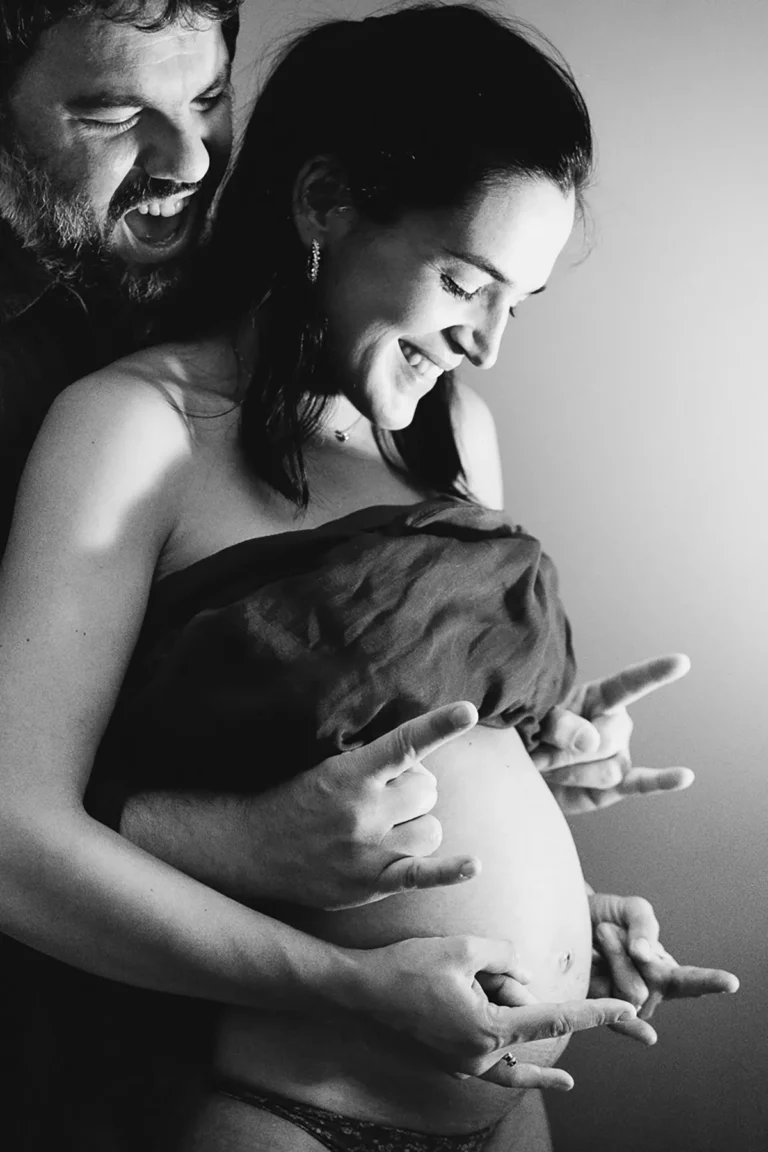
[160, 10, 595, 1144]
[0, 5, 733, 1151]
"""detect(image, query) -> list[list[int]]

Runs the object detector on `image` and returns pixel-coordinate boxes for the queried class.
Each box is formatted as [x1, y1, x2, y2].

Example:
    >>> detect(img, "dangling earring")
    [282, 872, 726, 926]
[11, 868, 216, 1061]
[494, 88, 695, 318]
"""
[307, 239, 321, 284]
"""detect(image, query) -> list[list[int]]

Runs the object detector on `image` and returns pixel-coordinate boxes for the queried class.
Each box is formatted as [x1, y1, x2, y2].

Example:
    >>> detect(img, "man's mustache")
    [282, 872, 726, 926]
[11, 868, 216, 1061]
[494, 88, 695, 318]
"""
[107, 178, 201, 227]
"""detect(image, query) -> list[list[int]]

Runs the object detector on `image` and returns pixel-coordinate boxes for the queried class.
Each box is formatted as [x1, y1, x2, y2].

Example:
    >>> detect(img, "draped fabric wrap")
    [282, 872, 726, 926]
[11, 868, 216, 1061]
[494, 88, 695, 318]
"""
[92, 499, 575, 802]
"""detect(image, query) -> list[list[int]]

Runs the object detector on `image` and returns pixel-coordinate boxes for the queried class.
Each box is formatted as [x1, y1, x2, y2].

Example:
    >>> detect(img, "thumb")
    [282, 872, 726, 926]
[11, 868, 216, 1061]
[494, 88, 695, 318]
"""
[361, 702, 479, 782]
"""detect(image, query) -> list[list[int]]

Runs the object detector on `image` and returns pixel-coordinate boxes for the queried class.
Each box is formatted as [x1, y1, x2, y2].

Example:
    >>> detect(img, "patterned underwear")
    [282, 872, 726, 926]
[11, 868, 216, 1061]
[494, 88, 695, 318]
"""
[214, 1079, 495, 1152]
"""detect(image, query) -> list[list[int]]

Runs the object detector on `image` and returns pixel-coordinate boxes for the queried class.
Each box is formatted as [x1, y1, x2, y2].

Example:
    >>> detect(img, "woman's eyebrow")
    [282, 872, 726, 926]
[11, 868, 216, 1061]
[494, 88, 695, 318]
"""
[441, 247, 546, 294]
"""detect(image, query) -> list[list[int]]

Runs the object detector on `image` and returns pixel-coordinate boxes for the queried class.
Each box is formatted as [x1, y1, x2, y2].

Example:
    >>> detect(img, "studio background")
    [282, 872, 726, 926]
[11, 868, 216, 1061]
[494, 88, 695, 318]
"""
[232, 2, 768, 1149]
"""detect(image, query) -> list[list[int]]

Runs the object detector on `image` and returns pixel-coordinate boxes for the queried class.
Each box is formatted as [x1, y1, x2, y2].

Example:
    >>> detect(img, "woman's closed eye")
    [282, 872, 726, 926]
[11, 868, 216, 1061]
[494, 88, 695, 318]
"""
[440, 273, 481, 302]
[440, 273, 516, 317]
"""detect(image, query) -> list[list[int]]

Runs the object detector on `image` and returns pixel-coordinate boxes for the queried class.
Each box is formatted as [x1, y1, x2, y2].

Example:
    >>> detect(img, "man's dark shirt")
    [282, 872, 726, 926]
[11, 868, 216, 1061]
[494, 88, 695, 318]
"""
[0, 223, 199, 1150]
[0, 220, 129, 554]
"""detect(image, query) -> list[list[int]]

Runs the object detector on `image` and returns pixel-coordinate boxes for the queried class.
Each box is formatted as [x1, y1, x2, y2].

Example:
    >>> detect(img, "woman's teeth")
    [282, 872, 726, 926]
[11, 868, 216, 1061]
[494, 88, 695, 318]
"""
[400, 341, 439, 378]
[136, 199, 189, 217]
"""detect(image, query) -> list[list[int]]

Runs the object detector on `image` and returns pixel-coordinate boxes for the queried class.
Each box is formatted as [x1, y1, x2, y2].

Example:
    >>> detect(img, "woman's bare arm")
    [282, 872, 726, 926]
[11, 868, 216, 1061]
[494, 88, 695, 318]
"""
[0, 372, 340, 1005]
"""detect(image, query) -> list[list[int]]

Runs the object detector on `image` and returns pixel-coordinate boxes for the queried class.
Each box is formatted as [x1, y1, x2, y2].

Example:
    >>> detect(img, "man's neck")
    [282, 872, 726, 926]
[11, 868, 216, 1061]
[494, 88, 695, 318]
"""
[0, 217, 55, 324]
[0, 215, 175, 358]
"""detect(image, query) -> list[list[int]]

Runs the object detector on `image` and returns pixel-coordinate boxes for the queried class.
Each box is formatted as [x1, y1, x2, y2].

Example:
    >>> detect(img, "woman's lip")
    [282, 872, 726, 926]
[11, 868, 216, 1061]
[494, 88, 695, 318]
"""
[400, 340, 460, 374]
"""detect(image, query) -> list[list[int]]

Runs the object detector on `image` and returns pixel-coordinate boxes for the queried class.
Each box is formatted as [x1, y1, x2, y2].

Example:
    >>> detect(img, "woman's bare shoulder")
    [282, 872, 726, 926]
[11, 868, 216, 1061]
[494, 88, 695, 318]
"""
[12, 345, 225, 565]
[450, 380, 504, 511]
[75, 335, 241, 419]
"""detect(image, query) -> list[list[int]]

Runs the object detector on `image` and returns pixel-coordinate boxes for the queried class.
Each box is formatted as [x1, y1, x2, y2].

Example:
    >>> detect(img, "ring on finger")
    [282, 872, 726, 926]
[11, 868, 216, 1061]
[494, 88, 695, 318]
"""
[501, 1053, 518, 1069]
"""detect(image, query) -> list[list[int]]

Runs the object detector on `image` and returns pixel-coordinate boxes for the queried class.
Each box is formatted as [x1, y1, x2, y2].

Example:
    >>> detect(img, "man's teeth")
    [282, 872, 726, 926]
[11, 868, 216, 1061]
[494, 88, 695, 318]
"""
[136, 199, 189, 218]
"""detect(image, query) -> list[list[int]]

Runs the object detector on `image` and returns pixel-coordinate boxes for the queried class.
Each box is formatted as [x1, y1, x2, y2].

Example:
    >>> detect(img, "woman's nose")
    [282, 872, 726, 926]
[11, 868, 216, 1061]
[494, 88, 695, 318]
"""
[451, 304, 509, 369]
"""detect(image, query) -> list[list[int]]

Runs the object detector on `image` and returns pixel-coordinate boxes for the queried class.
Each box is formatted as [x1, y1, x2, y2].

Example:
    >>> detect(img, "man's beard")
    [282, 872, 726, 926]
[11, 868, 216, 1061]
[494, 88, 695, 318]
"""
[0, 117, 207, 310]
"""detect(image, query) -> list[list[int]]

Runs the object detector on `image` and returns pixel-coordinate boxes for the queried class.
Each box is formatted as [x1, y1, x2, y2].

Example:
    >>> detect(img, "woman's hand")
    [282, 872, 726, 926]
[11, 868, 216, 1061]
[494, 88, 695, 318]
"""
[533, 655, 694, 814]
[358, 934, 639, 1090]
[588, 892, 739, 1040]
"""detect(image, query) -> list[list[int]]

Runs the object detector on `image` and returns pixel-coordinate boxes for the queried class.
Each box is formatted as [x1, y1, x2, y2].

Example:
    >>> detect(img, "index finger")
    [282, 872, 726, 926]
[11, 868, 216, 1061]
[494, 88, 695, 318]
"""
[661, 965, 740, 1000]
[367, 702, 479, 781]
[493, 997, 637, 1044]
[583, 654, 691, 717]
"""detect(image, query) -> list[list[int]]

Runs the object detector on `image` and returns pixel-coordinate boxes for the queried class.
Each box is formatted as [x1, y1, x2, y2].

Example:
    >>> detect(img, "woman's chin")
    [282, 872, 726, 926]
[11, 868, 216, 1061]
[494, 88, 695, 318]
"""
[370, 389, 431, 431]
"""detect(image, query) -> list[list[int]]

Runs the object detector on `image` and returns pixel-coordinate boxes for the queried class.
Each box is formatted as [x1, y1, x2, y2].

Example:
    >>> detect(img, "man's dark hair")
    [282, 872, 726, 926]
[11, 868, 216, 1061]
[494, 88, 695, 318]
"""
[0, 0, 241, 99]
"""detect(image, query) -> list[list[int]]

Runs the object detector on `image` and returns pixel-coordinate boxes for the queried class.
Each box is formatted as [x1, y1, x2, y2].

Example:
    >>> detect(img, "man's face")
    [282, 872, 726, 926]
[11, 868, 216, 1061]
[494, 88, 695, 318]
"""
[3, 8, 233, 301]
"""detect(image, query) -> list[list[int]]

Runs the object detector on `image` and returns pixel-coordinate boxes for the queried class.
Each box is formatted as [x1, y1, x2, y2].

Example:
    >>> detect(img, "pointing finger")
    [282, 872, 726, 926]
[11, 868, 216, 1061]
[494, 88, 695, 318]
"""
[583, 654, 691, 717]
[661, 966, 740, 1000]
[492, 997, 637, 1044]
[365, 702, 478, 782]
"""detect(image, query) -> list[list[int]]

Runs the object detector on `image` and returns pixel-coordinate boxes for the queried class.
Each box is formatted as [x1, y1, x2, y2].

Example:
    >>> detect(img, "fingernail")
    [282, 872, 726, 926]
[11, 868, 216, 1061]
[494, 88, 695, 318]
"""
[633, 938, 653, 962]
[572, 730, 594, 753]
[450, 703, 476, 728]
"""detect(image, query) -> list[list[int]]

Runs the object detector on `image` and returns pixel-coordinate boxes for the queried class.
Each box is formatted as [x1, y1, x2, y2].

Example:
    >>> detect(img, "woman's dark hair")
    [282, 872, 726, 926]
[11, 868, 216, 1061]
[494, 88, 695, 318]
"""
[192, 2, 593, 506]
[0, 0, 241, 99]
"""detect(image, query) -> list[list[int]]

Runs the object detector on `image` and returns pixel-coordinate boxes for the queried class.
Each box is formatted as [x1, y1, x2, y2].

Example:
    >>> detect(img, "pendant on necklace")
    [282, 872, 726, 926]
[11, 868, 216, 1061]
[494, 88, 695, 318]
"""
[334, 429, 351, 443]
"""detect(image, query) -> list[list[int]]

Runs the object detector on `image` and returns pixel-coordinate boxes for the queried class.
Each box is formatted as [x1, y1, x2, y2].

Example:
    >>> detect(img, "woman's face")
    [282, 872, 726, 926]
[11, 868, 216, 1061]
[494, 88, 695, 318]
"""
[321, 176, 576, 429]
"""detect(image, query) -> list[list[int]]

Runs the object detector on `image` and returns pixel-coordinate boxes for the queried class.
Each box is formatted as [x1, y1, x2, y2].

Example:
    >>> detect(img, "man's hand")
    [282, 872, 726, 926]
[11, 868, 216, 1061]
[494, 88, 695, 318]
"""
[247, 701, 485, 909]
[122, 701, 483, 909]
[587, 892, 738, 1043]
[359, 934, 640, 1090]
[533, 654, 695, 814]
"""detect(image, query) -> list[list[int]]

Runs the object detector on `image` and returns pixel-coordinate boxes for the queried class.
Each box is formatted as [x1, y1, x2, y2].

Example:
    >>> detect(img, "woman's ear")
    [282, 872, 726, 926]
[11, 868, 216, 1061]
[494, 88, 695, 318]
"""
[292, 156, 357, 250]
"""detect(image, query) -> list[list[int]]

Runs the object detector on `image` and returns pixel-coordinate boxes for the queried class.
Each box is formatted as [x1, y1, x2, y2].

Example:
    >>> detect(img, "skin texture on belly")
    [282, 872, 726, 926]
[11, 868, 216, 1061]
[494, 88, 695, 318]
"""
[214, 726, 592, 1134]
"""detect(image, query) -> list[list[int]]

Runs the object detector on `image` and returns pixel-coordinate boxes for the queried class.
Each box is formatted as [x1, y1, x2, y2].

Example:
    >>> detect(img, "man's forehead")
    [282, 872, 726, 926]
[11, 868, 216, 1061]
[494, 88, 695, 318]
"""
[31, 13, 227, 98]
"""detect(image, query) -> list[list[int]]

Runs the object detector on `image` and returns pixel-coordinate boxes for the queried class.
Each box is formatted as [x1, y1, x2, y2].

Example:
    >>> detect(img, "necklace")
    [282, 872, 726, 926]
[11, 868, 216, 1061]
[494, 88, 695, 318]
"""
[332, 413, 363, 443]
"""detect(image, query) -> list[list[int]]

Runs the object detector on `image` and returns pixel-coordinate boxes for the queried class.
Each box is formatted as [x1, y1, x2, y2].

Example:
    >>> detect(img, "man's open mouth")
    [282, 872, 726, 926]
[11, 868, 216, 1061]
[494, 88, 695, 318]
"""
[120, 194, 198, 262]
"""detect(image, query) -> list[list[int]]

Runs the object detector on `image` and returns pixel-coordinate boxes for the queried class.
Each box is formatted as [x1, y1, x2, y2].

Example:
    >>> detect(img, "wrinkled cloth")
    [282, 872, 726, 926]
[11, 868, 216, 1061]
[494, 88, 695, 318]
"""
[92, 498, 575, 802]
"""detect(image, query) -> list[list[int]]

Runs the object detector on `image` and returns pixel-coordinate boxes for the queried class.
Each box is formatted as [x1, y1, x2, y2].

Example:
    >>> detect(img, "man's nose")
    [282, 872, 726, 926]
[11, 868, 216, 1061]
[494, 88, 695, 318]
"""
[138, 117, 211, 186]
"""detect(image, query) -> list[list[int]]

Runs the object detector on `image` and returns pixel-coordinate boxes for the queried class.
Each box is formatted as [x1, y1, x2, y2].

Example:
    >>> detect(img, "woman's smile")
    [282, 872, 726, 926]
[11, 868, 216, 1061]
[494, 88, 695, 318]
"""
[398, 339, 460, 381]
[322, 178, 575, 430]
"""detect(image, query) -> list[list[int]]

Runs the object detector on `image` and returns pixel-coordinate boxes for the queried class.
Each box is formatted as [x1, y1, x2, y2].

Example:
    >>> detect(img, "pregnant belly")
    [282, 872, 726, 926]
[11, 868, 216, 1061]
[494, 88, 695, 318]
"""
[214, 725, 592, 1133]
